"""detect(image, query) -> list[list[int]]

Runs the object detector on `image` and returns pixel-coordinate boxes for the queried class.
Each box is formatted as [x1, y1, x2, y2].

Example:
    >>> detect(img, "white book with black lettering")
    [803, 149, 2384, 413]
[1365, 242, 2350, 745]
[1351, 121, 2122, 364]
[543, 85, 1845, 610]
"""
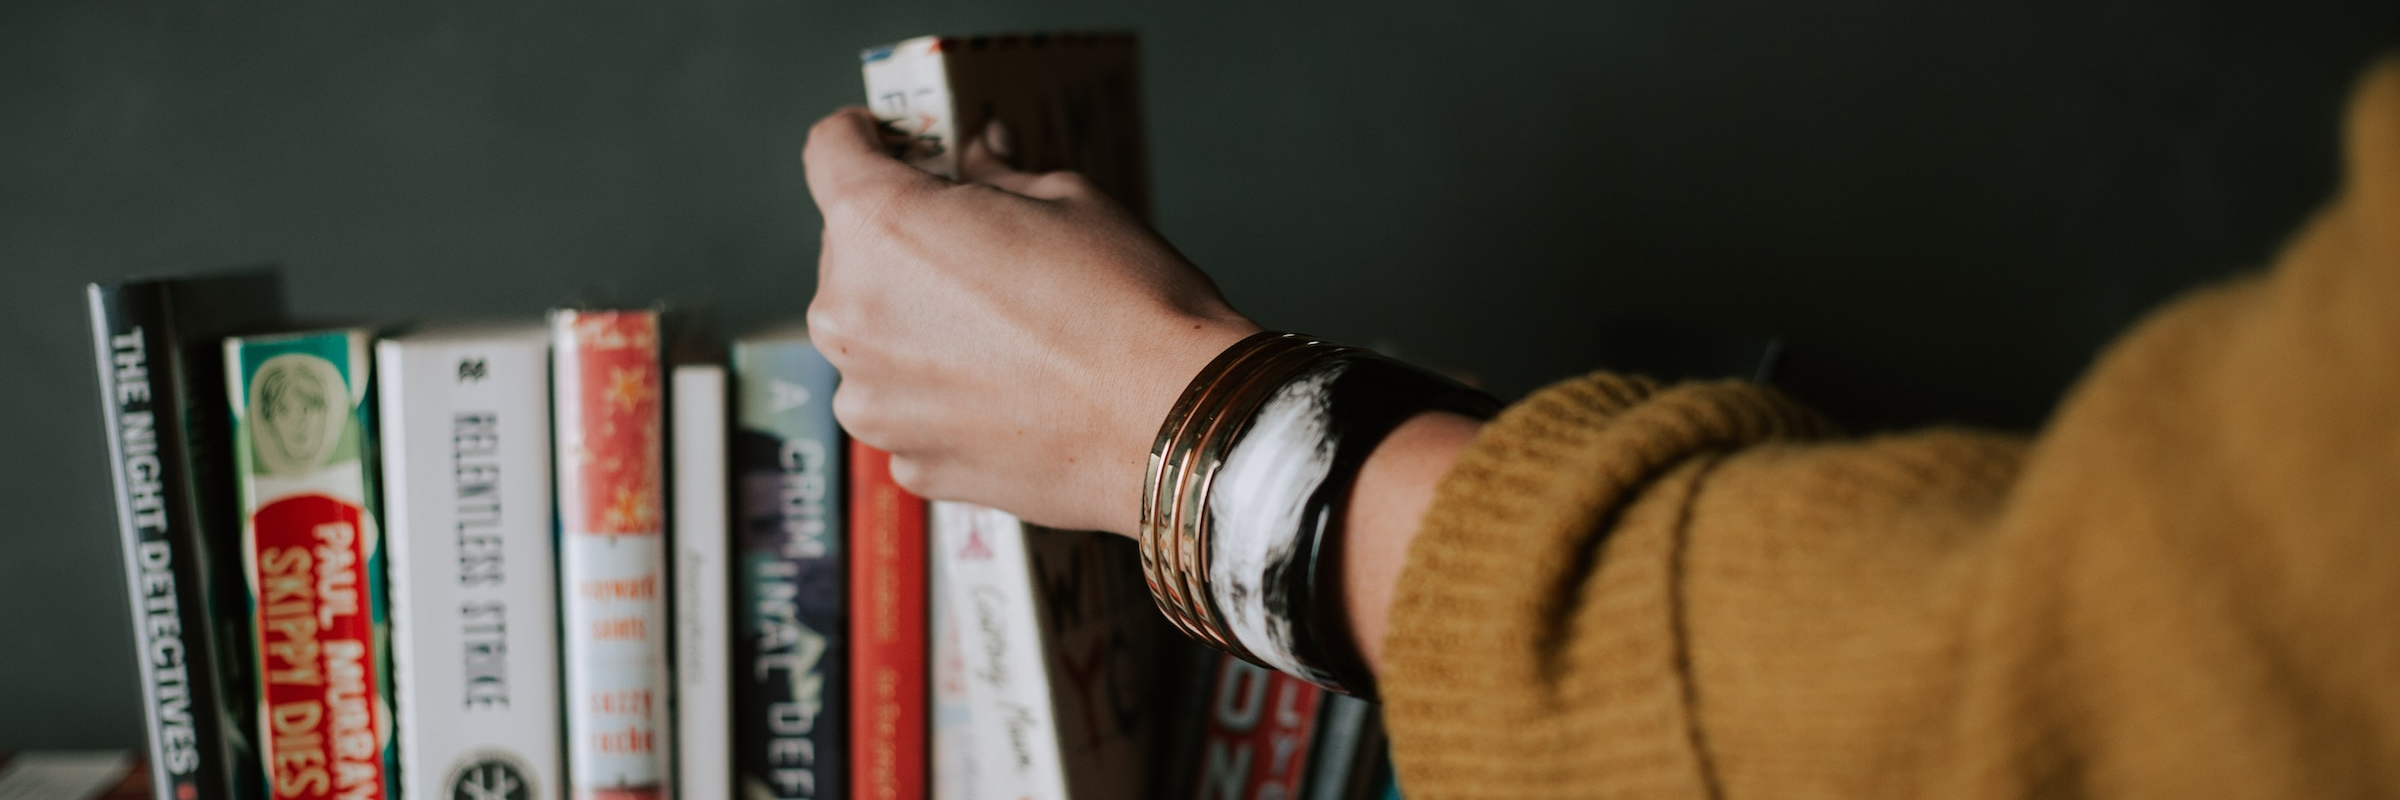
[379, 322, 563, 800]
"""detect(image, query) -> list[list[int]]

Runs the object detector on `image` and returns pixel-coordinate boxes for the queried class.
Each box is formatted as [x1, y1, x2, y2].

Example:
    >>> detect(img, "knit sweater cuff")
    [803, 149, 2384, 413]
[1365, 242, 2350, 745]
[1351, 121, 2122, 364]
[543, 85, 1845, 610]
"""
[1379, 372, 1825, 799]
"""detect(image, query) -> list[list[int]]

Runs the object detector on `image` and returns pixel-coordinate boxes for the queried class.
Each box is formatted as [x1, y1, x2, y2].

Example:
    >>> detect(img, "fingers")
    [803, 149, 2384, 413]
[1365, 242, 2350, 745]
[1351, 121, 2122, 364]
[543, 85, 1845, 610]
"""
[803, 107, 940, 221]
[959, 119, 1046, 196]
[957, 118, 1107, 203]
[1013, 170, 1103, 203]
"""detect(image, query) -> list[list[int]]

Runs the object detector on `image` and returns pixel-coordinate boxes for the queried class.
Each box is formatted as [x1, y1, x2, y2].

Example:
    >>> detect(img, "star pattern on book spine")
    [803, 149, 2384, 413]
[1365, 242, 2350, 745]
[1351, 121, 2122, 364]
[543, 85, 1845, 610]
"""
[570, 312, 663, 536]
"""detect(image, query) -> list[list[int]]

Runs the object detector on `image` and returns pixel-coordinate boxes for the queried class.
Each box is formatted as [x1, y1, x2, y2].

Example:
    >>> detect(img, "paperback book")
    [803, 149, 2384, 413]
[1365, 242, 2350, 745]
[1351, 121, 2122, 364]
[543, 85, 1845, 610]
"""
[930, 503, 1177, 800]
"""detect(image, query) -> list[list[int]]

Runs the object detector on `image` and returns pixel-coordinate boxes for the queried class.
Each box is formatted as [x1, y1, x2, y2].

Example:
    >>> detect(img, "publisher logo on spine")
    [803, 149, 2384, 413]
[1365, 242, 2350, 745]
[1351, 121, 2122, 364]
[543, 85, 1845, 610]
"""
[446, 752, 536, 800]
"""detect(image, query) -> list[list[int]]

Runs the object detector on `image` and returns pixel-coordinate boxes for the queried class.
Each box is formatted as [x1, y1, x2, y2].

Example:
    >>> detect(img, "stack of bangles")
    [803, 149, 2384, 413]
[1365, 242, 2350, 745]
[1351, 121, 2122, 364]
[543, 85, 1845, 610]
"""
[1139, 331, 1500, 700]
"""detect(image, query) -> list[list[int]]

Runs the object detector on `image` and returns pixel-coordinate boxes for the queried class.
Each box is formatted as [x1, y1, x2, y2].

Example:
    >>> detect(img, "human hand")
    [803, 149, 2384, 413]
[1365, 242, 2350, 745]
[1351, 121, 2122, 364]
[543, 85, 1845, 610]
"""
[803, 107, 1261, 535]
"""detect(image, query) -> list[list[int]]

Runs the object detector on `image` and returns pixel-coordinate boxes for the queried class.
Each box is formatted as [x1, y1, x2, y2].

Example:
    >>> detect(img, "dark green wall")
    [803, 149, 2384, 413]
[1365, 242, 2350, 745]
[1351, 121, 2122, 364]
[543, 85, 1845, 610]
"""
[5, 1, 2394, 746]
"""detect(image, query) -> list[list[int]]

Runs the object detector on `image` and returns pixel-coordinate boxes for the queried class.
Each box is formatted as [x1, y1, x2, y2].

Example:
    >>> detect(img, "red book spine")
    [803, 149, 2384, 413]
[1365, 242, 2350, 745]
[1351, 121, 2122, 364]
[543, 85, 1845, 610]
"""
[849, 442, 928, 800]
[1192, 655, 1324, 800]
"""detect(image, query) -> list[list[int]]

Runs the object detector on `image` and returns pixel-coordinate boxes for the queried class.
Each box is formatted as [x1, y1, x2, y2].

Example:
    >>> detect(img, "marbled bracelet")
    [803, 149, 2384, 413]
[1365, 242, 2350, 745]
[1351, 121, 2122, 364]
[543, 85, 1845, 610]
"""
[1139, 332, 1498, 698]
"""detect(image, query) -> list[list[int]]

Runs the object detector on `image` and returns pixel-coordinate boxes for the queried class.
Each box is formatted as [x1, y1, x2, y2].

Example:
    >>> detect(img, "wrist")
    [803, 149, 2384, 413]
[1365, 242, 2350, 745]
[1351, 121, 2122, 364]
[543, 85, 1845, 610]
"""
[1098, 315, 1261, 536]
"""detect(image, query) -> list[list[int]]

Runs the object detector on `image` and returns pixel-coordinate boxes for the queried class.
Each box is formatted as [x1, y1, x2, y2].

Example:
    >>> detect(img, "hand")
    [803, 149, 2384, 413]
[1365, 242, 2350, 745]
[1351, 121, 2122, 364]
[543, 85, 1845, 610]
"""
[803, 107, 1261, 535]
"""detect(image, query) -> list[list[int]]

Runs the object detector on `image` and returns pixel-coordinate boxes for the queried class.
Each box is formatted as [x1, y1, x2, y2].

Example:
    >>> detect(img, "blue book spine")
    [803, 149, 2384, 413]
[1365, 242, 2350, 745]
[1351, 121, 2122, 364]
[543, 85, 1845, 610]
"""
[730, 332, 846, 800]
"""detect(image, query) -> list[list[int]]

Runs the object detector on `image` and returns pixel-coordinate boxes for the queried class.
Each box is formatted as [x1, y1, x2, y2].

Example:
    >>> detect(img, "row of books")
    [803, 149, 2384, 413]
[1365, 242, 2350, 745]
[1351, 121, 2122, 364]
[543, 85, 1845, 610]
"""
[86, 271, 1394, 800]
[86, 30, 1406, 800]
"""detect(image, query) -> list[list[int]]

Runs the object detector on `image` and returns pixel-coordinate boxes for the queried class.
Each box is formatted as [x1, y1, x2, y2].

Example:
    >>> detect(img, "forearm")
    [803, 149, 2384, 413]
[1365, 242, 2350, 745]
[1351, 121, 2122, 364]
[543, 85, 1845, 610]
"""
[1332, 410, 1484, 675]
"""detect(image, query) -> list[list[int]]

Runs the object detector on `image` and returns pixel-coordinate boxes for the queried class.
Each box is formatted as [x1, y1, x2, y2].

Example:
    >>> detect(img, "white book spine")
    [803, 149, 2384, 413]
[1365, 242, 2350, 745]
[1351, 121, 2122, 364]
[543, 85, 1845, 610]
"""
[378, 329, 562, 800]
[670, 364, 731, 800]
[931, 502, 1068, 800]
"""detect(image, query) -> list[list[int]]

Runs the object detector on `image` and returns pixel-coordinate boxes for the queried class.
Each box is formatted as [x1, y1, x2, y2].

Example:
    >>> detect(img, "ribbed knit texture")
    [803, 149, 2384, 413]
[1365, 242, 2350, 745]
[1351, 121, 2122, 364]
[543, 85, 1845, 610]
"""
[1382, 55, 2400, 799]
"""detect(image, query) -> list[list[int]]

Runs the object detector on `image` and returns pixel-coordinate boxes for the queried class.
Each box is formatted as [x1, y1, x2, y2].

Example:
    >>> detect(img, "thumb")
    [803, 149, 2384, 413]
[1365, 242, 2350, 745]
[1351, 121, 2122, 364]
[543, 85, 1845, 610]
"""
[804, 107, 941, 221]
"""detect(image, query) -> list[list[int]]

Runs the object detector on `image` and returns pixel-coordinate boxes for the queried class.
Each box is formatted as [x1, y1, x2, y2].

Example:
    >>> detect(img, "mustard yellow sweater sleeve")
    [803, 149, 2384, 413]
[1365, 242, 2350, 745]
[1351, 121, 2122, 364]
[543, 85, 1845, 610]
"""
[1382, 56, 2400, 799]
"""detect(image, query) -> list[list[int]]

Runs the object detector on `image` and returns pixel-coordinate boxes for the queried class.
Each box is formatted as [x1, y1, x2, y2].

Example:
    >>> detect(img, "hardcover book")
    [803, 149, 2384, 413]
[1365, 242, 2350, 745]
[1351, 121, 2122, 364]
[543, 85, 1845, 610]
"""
[85, 269, 283, 800]
[849, 442, 926, 800]
[1300, 694, 1383, 800]
[224, 327, 398, 800]
[377, 323, 562, 800]
[1185, 652, 1384, 800]
[928, 542, 978, 800]
[929, 503, 1176, 800]
[730, 326, 845, 800]
[1188, 655, 1322, 800]
[864, 32, 1176, 800]
[551, 310, 673, 800]
[671, 360, 734, 800]
[861, 32, 1149, 217]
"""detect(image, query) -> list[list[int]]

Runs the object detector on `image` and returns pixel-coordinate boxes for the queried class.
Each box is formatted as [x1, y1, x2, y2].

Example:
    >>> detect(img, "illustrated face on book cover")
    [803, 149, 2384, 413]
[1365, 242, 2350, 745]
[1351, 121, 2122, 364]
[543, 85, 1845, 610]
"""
[251, 354, 345, 474]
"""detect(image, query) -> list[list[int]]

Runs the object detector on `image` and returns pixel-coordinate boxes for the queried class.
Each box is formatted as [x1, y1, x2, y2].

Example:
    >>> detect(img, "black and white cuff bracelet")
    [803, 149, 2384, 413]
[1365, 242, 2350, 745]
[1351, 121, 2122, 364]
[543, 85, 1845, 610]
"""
[1139, 331, 1499, 699]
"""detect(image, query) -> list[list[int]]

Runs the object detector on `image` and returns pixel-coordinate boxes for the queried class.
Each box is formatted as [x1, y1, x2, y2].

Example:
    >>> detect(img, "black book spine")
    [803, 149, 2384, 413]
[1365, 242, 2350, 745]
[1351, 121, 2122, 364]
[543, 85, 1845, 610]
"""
[88, 277, 275, 800]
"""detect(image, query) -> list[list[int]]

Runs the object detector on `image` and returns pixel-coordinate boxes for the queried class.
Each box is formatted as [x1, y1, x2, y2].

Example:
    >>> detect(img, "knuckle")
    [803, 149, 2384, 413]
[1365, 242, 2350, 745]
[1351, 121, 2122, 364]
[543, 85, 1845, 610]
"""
[803, 108, 867, 152]
[804, 298, 846, 345]
[862, 189, 921, 238]
[826, 183, 893, 228]
[829, 383, 884, 444]
[886, 457, 929, 495]
[1035, 170, 1099, 198]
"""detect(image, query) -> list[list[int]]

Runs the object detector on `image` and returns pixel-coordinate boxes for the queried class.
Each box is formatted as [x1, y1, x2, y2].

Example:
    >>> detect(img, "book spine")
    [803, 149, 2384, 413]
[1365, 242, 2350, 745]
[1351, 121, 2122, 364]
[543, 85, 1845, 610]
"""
[848, 442, 927, 800]
[730, 337, 846, 800]
[379, 332, 562, 800]
[87, 284, 248, 800]
[1189, 654, 1323, 800]
[552, 311, 673, 800]
[927, 534, 980, 800]
[1300, 695, 1378, 800]
[860, 33, 1150, 219]
[226, 329, 398, 800]
[671, 363, 733, 800]
[929, 502, 1066, 800]
[1020, 526, 1171, 797]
